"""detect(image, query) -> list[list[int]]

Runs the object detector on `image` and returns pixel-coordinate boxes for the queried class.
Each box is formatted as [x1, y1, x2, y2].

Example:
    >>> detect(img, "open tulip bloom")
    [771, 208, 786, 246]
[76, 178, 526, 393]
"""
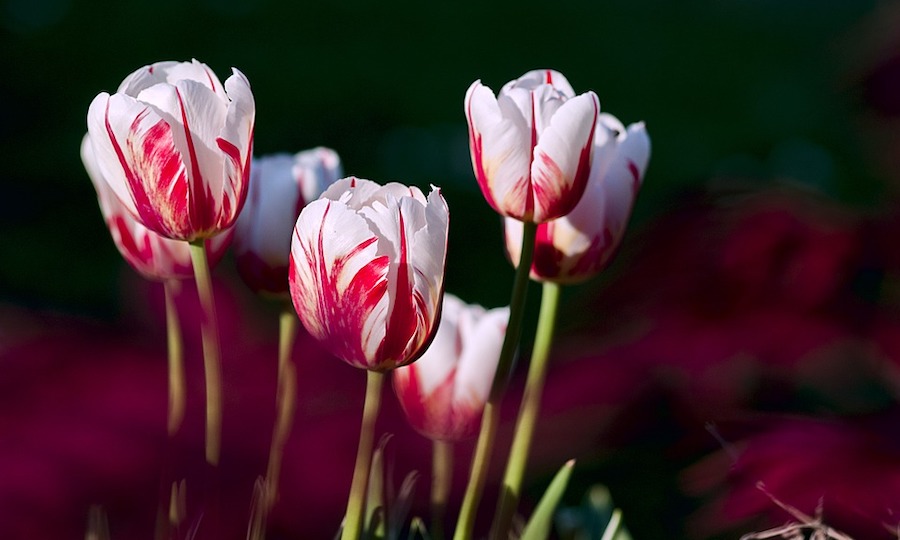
[393, 294, 509, 442]
[289, 177, 449, 372]
[505, 113, 651, 283]
[86, 59, 255, 242]
[465, 69, 599, 223]
[81, 134, 233, 282]
[235, 148, 343, 295]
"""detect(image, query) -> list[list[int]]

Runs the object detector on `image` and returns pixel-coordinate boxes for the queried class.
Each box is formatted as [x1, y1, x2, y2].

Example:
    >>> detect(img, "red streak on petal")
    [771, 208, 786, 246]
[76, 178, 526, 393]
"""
[523, 92, 537, 219]
[377, 208, 419, 368]
[531, 221, 564, 279]
[175, 87, 215, 235]
[628, 160, 642, 195]
[204, 66, 217, 94]
[104, 102, 170, 234]
[545, 70, 553, 85]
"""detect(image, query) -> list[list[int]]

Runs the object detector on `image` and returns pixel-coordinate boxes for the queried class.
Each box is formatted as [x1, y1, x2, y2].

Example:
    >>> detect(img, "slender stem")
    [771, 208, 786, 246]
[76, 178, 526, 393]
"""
[342, 370, 385, 540]
[264, 306, 299, 511]
[453, 219, 538, 540]
[490, 281, 561, 540]
[452, 402, 499, 540]
[189, 240, 223, 467]
[164, 280, 186, 438]
[431, 440, 453, 540]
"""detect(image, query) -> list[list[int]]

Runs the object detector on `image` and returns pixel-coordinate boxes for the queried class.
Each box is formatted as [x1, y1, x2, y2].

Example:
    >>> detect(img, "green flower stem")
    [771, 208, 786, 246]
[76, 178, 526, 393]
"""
[163, 279, 186, 438]
[431, 439, 453, 540]
[490, 281, 561, 540]
[264, 306, 299, 510]
[188, 240, 223, 467]
[342, 370, 385, 540]
[453, 220, 538, 540]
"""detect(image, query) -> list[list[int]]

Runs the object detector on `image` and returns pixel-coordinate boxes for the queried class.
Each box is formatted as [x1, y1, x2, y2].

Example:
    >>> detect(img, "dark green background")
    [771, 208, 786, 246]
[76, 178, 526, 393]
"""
[0, 0, 886, 314]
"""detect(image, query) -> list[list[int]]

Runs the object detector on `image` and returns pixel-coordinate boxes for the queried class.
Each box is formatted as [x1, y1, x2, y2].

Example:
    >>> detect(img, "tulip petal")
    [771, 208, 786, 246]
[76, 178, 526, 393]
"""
[466, 82, 532, 219]
[530, 91, 599, 222]
[290, 198, 390, 370]
[216, 69, 255, 229]
[452, 304, 508, 407]
[501, 69, 576, 99]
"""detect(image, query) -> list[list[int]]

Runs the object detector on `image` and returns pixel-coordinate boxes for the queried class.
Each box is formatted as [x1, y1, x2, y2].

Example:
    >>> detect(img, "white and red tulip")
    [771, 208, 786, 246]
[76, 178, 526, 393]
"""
[289, 177, 449, 372]
[392, 294, 508, 441]
[235, 148, 342, 295]
[81, 134, 232, 281]
[505, 114, 650, 283]
[86, 59, 255, 242]
[465, 69, 599, 223]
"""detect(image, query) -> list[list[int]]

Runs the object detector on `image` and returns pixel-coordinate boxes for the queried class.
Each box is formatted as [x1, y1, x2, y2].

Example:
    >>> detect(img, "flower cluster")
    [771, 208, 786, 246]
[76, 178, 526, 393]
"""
[81, 61, 648, 540]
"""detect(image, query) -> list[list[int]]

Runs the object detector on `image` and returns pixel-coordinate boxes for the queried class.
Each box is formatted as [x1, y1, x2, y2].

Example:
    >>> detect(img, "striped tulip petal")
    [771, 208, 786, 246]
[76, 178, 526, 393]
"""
[289, 177, 449, 371]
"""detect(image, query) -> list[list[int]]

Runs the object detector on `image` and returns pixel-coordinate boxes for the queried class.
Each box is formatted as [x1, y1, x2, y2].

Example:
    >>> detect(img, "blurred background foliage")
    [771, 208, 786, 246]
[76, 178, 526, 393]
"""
[3, 0, 900, 538]
[0, 0, 889, 313]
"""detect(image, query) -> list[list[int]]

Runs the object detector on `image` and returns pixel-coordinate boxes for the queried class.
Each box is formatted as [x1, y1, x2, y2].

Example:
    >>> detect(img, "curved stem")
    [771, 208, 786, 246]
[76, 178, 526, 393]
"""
[189, 240, 223, 467]
[264, 306, 299, 511]
[453, 220, 538, 540]
[164, 279, 186, 438]
[490, 281, 561, 540]
[342, 370, 385, 540]
[431, 440, 453, 540]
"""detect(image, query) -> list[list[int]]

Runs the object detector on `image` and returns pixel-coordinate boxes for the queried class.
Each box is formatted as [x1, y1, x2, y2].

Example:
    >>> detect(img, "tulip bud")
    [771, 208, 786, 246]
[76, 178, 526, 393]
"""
[81, 134, 232, 281]
[393, 294, 508, 441]
[86, 59, 255, 242]
[465, 69, 599, 223]
[505, 113, 650, 283]
[289, 177, 449, 372]
[234, 148, 342, 295]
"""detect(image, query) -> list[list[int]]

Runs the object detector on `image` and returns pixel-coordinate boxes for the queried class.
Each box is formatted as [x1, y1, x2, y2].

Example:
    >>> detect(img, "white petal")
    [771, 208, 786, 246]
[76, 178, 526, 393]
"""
[452, 304, 508, 407]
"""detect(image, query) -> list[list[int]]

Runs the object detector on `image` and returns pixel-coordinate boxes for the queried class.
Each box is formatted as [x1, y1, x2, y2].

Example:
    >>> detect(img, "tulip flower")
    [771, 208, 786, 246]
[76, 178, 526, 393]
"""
[235, 148, 343, 295]
[86, 59, 255, 242]
[289, 177, 449, 372]
[505, 113, 650, 283]
[465, 69, 599, 223]
[81, 133, 232, 281]
[393, 294, 509, 441]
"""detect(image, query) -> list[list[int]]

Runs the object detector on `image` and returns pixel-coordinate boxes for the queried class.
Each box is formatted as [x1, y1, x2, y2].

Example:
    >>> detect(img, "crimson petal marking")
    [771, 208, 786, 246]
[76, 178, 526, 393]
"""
[291, 201, 391, 369]
[175, 87, 216, 236]
[377, 207, 420, 370]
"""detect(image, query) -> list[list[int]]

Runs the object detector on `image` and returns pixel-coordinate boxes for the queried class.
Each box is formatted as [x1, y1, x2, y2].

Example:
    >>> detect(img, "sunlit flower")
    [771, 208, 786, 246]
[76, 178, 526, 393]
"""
[86, 59, 255, 242]
[289, 177, 449, 371]
[505, 113, 649, 282]
[465, 69, 599, 223]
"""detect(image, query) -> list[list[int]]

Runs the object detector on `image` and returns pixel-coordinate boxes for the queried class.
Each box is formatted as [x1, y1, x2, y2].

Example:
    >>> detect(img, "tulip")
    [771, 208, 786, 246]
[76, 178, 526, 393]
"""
[289, 177, 449, 372]
[86, 59, 255, 242]
[235, 148, 343, 295]
[465, 69, 599, 223]
[505, 113, 650, 283]
[393, 294, 509, 441]
[81, 133, 232, 281]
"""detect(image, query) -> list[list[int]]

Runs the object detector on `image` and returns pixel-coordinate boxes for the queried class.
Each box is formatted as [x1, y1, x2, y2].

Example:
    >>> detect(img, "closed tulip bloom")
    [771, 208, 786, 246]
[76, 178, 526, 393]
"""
[289, 177, 449, 372]
[81, 134, 232, 281]
[86, 59, 255, 242]
[505, 113, 650, 283]
[465, 69, 599, 223]
[235, 148, 342, 295]
[393, 294, 509, 441]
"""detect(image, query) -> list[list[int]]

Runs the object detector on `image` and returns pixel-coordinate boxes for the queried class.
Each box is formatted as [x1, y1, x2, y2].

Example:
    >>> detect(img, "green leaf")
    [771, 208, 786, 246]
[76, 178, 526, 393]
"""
[600, 509, 631, 540]
[519, 459, 575, 540]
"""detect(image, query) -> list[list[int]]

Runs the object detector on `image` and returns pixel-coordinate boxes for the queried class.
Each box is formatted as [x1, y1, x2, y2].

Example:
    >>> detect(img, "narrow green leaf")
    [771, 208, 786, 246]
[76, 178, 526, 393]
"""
[601, 509, 631, 540]
[519, 459, 575, 540]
